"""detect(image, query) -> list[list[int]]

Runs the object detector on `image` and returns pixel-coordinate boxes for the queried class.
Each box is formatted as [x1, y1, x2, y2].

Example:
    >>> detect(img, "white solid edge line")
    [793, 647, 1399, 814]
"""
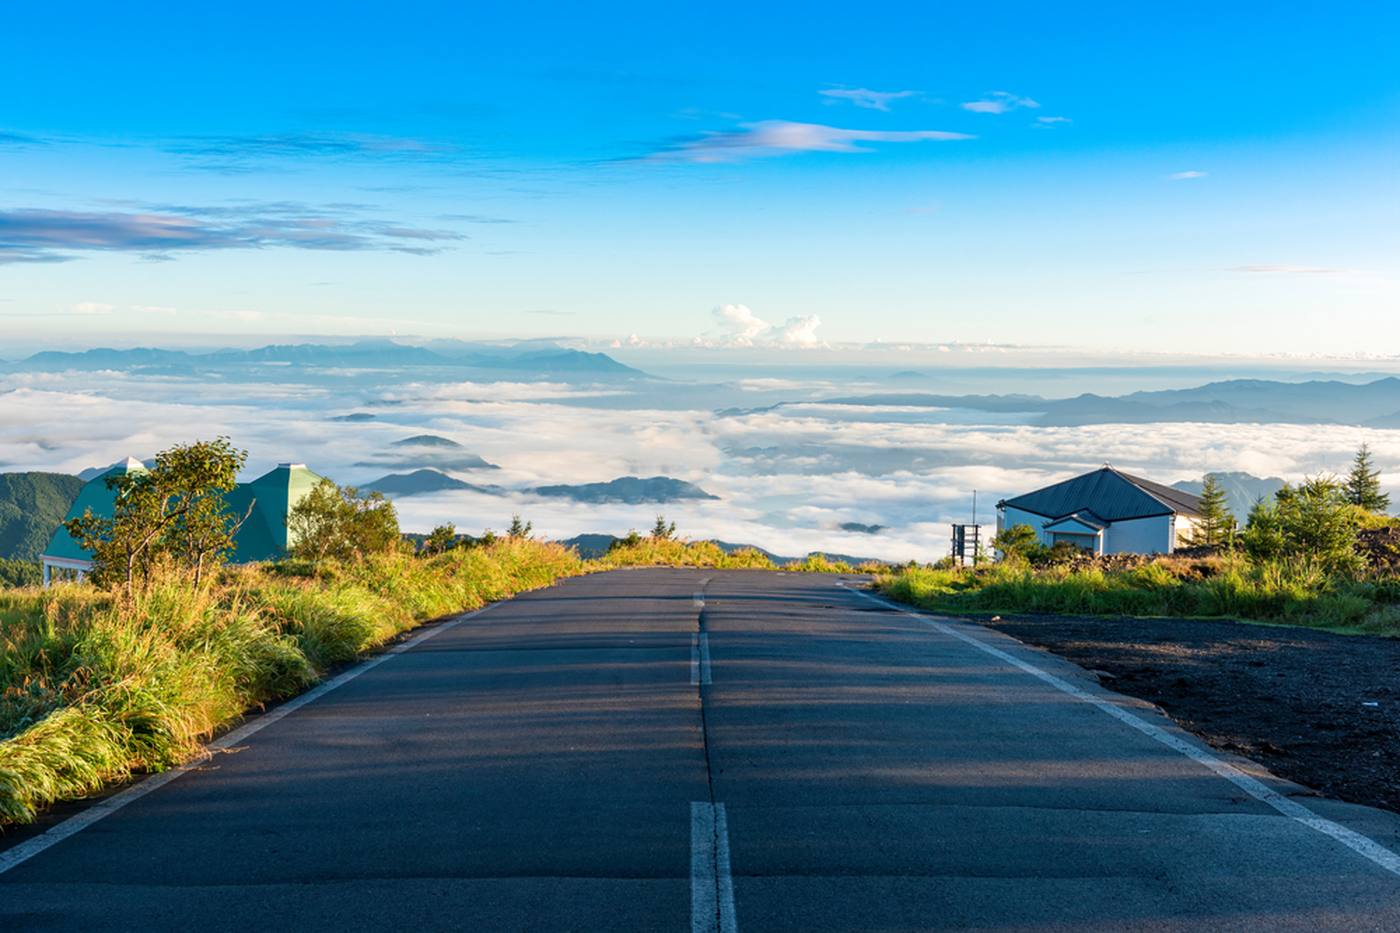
[698, 633, 713, 685]
[713, 802, 738, 933]
[690, 801, 718, 933]
[849, 587, 1400, 878]
[0, 600, 505, 877]
[690, 801, 738, 933]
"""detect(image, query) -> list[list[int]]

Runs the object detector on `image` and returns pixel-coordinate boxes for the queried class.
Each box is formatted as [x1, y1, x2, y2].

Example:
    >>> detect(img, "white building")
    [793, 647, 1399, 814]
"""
[996, 467, 1202, 556]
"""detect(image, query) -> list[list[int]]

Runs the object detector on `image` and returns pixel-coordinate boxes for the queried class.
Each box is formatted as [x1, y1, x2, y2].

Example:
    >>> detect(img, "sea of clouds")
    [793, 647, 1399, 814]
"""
[3, 365, 1397, 561]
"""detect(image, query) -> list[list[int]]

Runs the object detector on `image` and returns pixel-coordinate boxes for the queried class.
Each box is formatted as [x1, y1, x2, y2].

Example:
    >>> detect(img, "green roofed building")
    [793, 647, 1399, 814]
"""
[41, 459, 325, 585]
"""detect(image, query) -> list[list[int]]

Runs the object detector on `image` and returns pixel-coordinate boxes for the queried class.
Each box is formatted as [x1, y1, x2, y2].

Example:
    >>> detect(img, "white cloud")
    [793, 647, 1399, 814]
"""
[818, 88, 918, 112]
[714, 304, 771, 342]
[71, 301, 114, 315]
[709, 304, 826, 348]
[1035, 115, 1072, 126]
[1169, 170, 1208, 180]
[961, 91, 1040, 114]
[648, 120, 973, 163]
[774, 315, 823, 347]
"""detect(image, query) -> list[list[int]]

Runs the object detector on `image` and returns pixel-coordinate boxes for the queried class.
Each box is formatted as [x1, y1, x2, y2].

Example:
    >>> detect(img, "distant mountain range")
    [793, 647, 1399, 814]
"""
[0, 472, 85, 561]
[531, 476, 719, 504]
[5, 339, 646, 379]
[815, 377, 1400, 426]
[362, 469, 501, 497]
[1172, 471, 1288, 522]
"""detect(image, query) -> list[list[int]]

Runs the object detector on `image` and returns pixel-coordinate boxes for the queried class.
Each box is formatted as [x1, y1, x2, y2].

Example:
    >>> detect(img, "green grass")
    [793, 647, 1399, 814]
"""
[875, 557, 1400, 635]
[0, 538, 582, 824]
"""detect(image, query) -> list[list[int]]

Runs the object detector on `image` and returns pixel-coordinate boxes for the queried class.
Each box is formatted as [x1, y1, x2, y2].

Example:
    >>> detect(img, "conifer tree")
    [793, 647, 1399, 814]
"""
[1190, 474, 1237, 548]
[1344, 443, 1390, 514]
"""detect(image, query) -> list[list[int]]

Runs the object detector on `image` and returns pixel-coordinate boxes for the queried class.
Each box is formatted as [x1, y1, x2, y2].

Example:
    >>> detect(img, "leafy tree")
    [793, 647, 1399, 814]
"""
[0, 557, 41, 588]
[506, 514, 533, 539]
[288, 479, 401, 564]
[423, 523, 458, 555]
[650, 515, 677, 540]
[992, 524, 1041, 562]
[1345, 443, 1390, 514]
[1189, 474, 1237, 548]
[478, 528, 498, 547]
[66, 438, 248, 594]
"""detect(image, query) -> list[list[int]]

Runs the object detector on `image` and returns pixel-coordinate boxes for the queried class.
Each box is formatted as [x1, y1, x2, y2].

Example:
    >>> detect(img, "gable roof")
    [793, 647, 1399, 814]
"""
[998, 467, 1203, 522]
[43, 460, 324, 565]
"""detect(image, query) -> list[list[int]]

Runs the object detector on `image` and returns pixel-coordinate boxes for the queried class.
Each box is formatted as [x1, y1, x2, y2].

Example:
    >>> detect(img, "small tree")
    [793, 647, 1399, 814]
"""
[1278, 475, 1362, 572]
[1345, 443, 1390, 514]
[66, 438, 248, 594]
[992, 524, 1040, 562]
[1190, 474, 1237, 548]
[650, 515, 677, 540]
[288, 480, 401, 563]
[506, 514, 533, 539]
[423, 523, 458, 555]
[1241, 495, 1285, 562]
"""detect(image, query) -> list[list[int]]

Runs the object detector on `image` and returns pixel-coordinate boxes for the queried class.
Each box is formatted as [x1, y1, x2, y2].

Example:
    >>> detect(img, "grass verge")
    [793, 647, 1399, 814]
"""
[0, 539, 582, 824]
[874, 557, 1400, 635]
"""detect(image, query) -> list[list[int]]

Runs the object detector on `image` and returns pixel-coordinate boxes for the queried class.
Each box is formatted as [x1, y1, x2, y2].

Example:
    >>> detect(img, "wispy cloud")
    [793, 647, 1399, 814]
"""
[0, 131, 43, 146]
[818, 88, 919, 112]
[644, 120, 972, 163]
[1230, 264, 1367, 277]
[1169, 170, 1207, 180]
[0, 203, 466, 264]
[1035, 115, 1072, 126]
[164, 132, 460, 171]
[961, 91, 1039, 114]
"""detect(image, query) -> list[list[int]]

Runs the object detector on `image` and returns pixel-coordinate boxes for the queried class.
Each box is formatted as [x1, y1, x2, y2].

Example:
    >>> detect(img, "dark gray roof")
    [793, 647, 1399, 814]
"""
[998, 467, 1203, 522]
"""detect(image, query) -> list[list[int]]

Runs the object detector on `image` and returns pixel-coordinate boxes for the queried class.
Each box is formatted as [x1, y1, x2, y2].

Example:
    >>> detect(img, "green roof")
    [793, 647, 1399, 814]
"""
[43, 461, 325, 565]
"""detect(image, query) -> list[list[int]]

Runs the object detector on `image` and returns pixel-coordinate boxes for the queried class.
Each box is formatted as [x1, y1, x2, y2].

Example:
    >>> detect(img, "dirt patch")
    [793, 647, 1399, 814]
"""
[979, 614, 1400, 813]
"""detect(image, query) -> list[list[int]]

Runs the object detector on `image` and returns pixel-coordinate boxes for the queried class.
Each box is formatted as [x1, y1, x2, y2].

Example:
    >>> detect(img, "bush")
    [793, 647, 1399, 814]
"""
[288, 480, 401, 564]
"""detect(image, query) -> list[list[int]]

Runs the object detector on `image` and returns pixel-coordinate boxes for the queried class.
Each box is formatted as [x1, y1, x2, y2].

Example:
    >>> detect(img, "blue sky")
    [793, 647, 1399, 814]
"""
[2, 1, 1398, 355]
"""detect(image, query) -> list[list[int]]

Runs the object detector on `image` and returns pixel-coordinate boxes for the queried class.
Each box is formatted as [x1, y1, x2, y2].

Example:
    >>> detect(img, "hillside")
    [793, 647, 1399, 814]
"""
[362, 469, 501, 496]
[0, 472, 85, 560]
[532, 476, 719, 504]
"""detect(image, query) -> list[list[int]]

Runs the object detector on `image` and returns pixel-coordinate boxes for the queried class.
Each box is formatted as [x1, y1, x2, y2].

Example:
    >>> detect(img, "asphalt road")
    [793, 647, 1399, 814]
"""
[4, 568, 1400, 931]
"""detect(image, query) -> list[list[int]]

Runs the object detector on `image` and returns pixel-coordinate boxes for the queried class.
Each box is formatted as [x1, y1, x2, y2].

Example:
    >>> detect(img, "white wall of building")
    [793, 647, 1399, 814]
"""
[1103, 515, 1174, 555]
[999, 508, 1184, 556]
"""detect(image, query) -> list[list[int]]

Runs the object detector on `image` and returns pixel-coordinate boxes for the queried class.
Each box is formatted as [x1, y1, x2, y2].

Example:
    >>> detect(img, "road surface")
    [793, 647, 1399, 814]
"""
[4, 568, 1400, 931]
